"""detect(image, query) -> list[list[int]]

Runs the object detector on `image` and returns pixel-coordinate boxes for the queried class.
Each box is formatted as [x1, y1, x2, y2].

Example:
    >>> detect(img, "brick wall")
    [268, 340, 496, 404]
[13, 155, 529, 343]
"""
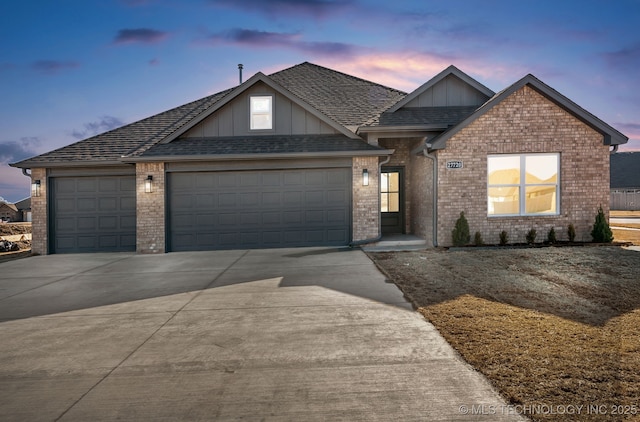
[352, 157, 379, 241]
[30, 168, 47, 255]
[409, 153, 435, 245]
[437, 85, 609, 246]
[136, 163, 165, 253]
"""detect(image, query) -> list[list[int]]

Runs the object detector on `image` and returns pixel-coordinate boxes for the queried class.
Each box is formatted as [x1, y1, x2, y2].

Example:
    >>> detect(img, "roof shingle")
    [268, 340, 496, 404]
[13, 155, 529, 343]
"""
[12, 62, 405, 167]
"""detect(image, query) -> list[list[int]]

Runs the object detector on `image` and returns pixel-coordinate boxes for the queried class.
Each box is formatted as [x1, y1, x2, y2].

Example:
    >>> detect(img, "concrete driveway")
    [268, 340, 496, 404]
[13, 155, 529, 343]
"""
[0, 248, 523, 421]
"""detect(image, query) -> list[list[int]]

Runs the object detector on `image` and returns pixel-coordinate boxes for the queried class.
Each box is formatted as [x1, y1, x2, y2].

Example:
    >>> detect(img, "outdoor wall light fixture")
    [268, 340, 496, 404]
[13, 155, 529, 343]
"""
[362, 169, 369, 186]
[31, 180, 41, 197]
[145, 175, 153, 193]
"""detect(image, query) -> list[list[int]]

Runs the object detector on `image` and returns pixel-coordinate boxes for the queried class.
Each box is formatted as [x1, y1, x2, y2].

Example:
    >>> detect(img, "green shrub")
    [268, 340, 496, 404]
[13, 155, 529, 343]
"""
[526, 228, 537, 245]
[547, 227, 557, 244]
[451, 212, 471, 246]
[568, 223, 576, 242]
[473, 231, 484, 246]
[591, 205, 613, 243]
[499, 230, 509, 246]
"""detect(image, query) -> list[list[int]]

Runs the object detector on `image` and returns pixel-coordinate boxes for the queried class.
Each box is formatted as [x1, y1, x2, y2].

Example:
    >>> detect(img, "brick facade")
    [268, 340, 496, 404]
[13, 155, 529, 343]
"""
[352, 156, 380, 241]
[409, 153, 435, 245]
[136, 163, 165, 253]
[436, 86, 609, 246]
[30, 168, 48, 255]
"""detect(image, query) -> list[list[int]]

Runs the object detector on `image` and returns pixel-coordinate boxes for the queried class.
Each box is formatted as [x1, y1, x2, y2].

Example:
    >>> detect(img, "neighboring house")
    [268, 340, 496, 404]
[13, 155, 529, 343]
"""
[0, 202, 19, 222]
[11, 62, 628, 254]
[610, 152, 640, 210]
[14, 197, 32, 222]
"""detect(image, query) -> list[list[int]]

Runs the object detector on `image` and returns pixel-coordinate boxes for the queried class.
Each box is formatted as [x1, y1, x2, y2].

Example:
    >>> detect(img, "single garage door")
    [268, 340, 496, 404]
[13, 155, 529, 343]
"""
[168, 168, 351, 251]
[51, 176, 136, 253]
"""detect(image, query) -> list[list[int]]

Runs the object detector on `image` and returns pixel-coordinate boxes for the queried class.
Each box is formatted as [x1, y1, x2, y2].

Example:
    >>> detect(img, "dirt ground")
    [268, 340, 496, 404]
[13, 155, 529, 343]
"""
[370, 246, 640, 422]
[0, 222, 32, 252]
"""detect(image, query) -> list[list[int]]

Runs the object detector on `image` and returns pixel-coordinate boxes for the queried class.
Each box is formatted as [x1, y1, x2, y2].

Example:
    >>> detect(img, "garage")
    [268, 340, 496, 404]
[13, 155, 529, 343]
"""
[167, 168, 351, 251]
[50, 176, 136, 253]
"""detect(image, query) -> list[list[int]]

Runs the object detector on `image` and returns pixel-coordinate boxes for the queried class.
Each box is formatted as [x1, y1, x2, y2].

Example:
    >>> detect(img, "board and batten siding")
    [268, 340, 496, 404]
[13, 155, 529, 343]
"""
[183, 81, 339, 138]
[404, 74, 489, 107]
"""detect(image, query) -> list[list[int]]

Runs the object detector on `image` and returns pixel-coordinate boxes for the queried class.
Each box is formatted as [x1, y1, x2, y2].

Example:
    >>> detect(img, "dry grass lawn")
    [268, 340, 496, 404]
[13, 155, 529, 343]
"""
[370, 246, 640, 422]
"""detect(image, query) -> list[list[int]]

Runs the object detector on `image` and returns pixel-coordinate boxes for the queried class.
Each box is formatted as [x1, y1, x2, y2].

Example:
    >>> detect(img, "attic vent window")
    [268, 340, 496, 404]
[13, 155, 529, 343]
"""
[250, 95, 273, 130]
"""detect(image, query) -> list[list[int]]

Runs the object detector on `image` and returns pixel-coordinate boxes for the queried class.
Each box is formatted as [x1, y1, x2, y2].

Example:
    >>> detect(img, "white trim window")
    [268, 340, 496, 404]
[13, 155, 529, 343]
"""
[250, 95, 273, 130]
[487, 153, 559, 216]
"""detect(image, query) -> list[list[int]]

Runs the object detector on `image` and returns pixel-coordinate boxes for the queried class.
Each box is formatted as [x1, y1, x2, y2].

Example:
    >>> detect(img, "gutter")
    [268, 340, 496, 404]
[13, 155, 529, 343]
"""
[123, 150, 395, 163]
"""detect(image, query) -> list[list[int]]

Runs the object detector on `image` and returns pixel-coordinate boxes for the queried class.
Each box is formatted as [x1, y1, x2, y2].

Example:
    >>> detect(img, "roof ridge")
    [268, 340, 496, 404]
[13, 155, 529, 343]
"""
[270, 61, 407, 96]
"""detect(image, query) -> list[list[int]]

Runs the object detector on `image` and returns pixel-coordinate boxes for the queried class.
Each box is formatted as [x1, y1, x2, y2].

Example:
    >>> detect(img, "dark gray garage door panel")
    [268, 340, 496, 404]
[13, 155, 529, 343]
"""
[168, 169, 351, 251]
[51, 176, 136, 253]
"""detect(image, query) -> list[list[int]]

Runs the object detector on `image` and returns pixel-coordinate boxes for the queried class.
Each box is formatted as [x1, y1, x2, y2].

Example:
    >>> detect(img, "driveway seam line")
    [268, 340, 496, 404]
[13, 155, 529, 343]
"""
[53, 250, 250, 421]
[0, 255, 135, 303]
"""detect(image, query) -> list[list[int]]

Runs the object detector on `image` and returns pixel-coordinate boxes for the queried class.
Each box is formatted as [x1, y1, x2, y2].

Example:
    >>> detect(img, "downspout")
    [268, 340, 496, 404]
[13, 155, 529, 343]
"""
[349, 155, 392, 247]
[610, 145, 618, 154]
[22, 168, 31, 178]
[422, 142, 438, 247]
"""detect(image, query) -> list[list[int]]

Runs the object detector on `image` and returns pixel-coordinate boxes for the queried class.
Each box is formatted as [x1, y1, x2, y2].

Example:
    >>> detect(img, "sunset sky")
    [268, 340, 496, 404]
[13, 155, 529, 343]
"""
[1, 0, 639, 202]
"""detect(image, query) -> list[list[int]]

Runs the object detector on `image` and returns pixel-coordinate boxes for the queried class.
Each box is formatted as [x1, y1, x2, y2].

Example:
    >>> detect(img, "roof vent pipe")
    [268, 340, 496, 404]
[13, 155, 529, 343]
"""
[238, 64, 243, 84]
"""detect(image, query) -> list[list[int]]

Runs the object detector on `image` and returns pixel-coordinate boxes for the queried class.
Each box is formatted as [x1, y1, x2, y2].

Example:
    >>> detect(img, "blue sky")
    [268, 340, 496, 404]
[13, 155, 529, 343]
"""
[1, 0, 639, 202]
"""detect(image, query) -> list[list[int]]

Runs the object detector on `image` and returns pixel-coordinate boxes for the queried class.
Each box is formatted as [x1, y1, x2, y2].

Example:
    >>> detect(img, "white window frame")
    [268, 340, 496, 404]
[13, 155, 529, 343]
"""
[487, 153, 560, 217]
[249, 95, 273, 131]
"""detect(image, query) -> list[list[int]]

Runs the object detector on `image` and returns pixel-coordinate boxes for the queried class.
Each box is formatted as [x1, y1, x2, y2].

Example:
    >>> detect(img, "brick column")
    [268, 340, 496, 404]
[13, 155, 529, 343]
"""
[136, 163, 165, 253]
[352, 157, 379, 242]
[30, 168, 48, 255]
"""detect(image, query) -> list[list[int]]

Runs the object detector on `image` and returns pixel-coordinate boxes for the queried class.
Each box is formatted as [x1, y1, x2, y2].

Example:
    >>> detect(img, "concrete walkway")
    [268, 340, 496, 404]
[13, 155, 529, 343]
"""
[0, 248, 524, 421]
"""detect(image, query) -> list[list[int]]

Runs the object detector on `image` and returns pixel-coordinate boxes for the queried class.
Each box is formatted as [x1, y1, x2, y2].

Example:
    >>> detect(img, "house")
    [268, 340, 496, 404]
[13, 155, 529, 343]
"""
[14, 197, 32, 222]
[610, 152, 640, 210]
[0, 201, 19, 223]
[11, 62, 628, 254]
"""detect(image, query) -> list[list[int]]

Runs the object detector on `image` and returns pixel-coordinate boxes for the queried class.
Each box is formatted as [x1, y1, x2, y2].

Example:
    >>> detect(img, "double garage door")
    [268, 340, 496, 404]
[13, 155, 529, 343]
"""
[168, 168, 352, 251]
[51, 176, 136, 253]
[49, 169, 351, 253]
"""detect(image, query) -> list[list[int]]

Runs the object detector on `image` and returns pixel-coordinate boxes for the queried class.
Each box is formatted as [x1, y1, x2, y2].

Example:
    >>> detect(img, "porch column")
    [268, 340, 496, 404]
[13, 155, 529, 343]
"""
[352, 157, 379, 242]
[136, 162, 165, 253]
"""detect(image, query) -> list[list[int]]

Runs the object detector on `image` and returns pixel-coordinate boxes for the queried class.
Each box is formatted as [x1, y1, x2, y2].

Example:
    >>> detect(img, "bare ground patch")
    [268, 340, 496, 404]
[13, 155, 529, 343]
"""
[370, 246, 640, 422]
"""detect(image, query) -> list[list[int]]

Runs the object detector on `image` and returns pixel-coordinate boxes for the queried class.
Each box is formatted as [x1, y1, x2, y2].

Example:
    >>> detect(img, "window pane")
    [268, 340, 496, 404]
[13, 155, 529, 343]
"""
[381, 193, 389, 212]
[526, 155, 557, 184]
[251, 97, 271, 113]
[488, 187, 519, 215]
[525, 186, 556, 214]
[388, 193, 400, 212]
[388, 172, 399, 192]
[488, 156, 520, 185]
[380, 173, 389, 193]
[251, 114, 272, 130]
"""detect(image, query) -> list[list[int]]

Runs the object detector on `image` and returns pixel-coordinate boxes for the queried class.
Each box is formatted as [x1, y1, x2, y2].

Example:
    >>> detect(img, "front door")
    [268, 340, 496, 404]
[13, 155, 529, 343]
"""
[381, 167, 404, 234]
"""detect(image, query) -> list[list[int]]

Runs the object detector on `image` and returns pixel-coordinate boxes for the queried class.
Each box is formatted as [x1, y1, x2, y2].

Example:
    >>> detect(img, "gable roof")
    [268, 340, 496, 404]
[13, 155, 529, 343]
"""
[611, 152, 640, 188]
[428, 74, 629, 150]
[11, 62, 404, 168]
[386, 65, 494, 113]
[14, 197, 31, 210]
[0, 202, 18, 212]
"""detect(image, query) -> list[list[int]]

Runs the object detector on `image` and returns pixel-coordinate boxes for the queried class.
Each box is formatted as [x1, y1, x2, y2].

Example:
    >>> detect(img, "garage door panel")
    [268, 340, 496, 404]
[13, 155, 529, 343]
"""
[77, 179, 97, 192]
[168, 168, 351, 251]
[51, 176, 136, 253]
[77, 217, 97, 230]
[77, 198, 96, 212]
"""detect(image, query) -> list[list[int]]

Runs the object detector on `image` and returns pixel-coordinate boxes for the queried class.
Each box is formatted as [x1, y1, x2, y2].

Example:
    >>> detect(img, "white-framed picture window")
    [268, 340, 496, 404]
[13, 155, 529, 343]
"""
[487, 153, 559, 216]
[250, 95, 273, 130]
